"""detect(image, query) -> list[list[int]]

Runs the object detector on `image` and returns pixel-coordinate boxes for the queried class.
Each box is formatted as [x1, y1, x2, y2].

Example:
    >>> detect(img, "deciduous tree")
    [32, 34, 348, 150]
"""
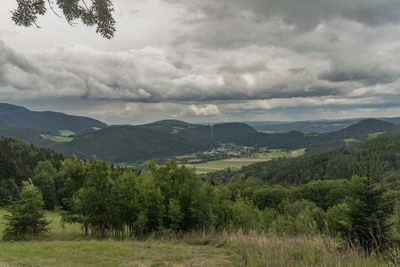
[12, 0, 115, 38]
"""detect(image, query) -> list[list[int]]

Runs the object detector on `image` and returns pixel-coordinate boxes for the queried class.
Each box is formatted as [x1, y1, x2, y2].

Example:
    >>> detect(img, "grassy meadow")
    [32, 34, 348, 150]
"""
[0, 211, 391, 266]
[186, 159, 266, 173]
[368, 131, 386, 139]
[187, 148, 306, 173]
[40, 130, 76, 143]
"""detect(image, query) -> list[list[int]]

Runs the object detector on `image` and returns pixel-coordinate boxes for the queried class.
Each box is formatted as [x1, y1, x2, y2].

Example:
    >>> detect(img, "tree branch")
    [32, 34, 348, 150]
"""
[47, 0, 63, 18]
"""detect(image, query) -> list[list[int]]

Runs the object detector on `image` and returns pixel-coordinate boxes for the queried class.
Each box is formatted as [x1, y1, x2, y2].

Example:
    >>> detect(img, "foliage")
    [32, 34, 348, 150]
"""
[11, 0, 115, 38]
[344, 176, 394, 251]
[32, 161, 58, 210]
[2, 180, 49, 240]
[0, 137, 64, 206]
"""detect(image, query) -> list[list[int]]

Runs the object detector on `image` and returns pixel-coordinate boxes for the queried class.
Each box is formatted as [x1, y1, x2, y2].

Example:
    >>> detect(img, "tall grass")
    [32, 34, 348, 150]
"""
[153, 231, 389, 266]
[0, 210, 392, 266]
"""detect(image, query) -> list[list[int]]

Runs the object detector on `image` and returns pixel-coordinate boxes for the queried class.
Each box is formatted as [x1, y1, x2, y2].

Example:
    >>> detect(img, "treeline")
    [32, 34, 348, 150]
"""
[1, 154, 399, 252]
[10, 158, 396, 251]
[58, 159, 243, 237]
[0, 137, 64, 205]
[207, 133, 400, 186]
[2, 135, 400, 252]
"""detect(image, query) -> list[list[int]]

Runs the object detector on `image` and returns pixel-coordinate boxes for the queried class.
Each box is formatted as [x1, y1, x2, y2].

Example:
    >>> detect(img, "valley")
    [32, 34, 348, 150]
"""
[175, 144, 306, 173]
[1, 102, 400, 266]
[1, 103, 399, 166]
[2, 1, 399, 265]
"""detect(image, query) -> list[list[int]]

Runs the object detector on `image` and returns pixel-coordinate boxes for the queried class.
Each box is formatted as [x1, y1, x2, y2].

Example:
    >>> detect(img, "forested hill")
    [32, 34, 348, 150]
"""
[68, 125, 215, 162]
[0, 103, 106, 134]
[0, 137, 64, 185]
[250, 117, 400, 133]
[237, 118, 400, 153]
[140, 120, 257, 143]
[251, 119, 361, 133]
[207, 132, 400, 187]
[328, 119, 399, 139]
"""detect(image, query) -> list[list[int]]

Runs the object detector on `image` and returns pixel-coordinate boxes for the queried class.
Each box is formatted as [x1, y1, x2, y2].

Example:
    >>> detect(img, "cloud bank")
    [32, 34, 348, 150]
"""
[1, 0, 400, 123]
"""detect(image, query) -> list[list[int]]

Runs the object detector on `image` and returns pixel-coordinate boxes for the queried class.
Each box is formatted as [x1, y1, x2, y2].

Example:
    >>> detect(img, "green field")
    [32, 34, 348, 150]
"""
[189, 148, 306, 173]
[40, 130, 76, 143]
[368, 131, 385, 139]
[252, 148, 305, 159]
[170, 127, 184, 134]
[0, 211, 234, 266]
[59, 130, 76, 137]
[294, 148, 306, 157]
[41, 134, 74, 142]
[92, 127, 101, 131]
[186, 159, 269, 173]
[251, 153, 270, 159]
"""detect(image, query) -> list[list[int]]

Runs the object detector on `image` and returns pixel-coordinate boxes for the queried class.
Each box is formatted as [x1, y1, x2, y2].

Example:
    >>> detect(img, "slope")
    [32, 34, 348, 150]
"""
[0, 136, 64, 185]
[237, 119, 400, 153]
[68, 125, 215, 162]
[252, 119, 360, 133]
[0, 103, 106, 134]
[141, 120, 257, 143]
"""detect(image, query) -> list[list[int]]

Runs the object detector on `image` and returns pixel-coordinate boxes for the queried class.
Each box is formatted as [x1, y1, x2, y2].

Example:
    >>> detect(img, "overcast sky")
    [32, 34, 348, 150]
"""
[1, 0, 400, 124]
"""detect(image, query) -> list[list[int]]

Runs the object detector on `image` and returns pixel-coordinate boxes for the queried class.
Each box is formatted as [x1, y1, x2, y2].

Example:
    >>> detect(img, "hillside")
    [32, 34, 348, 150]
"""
[141, 120, 257, 143]
[207, 132, 400, 186]
[251, 119, 360, 133]
[2, 102, 398, 164]
[237, 119, 400, 153]
[0, 103, 106, 134]
[327, 118, 399, 139]
[68, 125, 215, 162]
[0, 136, 64, 186]
[212, 122, 257, 142]
[250, 117, 400, 134]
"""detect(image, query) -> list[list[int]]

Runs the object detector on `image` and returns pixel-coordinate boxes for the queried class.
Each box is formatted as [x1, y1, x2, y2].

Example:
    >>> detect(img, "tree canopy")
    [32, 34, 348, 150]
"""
[12, 0, 116, 39]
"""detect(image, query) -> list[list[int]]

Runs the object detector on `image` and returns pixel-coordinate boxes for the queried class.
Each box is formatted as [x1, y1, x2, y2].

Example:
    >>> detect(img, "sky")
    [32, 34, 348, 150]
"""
[1, 0, 400, 125]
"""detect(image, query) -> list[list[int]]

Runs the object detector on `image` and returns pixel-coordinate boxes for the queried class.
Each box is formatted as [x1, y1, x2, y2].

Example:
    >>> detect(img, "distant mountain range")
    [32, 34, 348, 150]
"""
[239, 119, 400, 153]
[246, 117, 400, 133]
[1, 102, 399, 163]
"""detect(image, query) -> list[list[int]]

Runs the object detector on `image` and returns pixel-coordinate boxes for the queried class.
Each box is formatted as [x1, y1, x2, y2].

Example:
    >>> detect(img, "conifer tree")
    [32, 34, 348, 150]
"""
[3, 180, 49, 240]
[345, 173, 394, 251]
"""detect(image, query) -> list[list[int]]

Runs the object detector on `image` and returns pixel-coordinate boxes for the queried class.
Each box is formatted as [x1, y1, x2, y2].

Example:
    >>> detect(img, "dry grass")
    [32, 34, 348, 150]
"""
[161, 231, 389, 267]
[0, 209, 391, 266]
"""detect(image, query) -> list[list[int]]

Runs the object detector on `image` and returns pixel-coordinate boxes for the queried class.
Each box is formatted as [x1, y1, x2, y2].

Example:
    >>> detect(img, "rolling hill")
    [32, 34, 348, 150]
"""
[2, 102, 399, 164]
[250, 119, 360, 133]
[249, 117, 400, 134]
[67, 125, 215, 162]
[141, 120, 257, 143]
[237, 118, 400, 153]
[0, 103, 106, 134]
[327, 118, 399, 139]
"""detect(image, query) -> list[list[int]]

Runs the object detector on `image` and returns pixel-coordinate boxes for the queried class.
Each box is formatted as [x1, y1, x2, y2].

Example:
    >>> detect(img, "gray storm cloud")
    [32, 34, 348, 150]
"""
[2, 0, 400, 122]
[0, 41, 351, 103]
